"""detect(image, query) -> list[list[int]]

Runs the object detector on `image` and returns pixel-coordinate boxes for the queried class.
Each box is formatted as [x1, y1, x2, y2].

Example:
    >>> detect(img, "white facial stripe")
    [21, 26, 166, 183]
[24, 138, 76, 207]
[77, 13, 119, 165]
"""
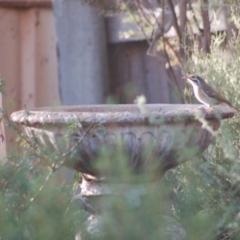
[187, 78, 197, 87]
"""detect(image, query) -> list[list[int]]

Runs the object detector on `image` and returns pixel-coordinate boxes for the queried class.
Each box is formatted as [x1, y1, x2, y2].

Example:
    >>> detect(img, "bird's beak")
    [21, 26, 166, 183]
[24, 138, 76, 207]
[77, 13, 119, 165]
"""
[182, 76, 193, 81]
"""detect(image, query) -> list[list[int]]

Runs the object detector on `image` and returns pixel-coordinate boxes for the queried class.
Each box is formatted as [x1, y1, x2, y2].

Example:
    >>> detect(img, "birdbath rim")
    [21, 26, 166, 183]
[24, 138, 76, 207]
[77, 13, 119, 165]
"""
[11, 104, 235, 125]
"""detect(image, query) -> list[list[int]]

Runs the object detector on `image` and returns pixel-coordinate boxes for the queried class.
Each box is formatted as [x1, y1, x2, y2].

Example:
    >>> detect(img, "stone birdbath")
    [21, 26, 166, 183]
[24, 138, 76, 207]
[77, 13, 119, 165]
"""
[11, 104, 234, 239]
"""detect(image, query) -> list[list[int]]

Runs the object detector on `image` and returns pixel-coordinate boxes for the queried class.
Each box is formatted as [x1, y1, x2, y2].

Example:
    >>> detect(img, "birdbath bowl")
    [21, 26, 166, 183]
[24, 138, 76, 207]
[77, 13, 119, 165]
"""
[11, 104, 234, 212]
[11, 104, 234, 182]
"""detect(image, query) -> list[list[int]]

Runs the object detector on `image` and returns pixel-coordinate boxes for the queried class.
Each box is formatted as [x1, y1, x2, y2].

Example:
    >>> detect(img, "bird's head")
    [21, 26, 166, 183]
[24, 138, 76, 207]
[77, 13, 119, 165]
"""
[183, 74, 206, 87]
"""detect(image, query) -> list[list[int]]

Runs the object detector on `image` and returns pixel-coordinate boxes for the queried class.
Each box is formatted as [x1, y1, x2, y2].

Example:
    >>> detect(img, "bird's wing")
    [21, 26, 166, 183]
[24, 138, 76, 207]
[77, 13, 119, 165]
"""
[203, 83, 232, 105]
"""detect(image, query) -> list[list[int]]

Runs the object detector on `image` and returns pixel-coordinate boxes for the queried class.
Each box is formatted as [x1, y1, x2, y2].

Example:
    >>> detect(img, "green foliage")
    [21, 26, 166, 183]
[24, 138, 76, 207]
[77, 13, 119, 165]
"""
[178, 31, 240, 239]
[0, 154, 81, 240]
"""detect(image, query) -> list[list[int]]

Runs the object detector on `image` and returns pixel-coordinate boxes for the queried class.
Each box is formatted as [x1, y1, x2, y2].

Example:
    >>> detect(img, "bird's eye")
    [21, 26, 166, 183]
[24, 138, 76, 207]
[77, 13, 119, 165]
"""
[187, 76, 200, 84]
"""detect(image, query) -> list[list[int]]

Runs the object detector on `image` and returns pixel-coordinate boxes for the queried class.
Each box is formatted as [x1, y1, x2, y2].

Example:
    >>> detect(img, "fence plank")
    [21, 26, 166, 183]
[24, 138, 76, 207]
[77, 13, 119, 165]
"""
[0, 93, 7, 163]
[20, 9, 37, 108]
[0, 8, 21, 147]
[35, 9, 59, 106]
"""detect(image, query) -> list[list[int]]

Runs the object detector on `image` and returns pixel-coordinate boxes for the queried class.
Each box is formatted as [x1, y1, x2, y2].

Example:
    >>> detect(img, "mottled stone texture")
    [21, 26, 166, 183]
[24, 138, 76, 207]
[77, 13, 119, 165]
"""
[11, 104, 234, 181]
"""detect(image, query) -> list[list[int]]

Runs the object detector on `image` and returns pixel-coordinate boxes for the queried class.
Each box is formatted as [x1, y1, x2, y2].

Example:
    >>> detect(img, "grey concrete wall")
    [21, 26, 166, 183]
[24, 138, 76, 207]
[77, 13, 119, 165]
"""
[53, 0, 109, 105]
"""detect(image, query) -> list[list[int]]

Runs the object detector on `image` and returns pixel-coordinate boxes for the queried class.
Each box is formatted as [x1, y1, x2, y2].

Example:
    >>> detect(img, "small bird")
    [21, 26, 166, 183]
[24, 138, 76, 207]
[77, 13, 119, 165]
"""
[183, 74, 239, 111]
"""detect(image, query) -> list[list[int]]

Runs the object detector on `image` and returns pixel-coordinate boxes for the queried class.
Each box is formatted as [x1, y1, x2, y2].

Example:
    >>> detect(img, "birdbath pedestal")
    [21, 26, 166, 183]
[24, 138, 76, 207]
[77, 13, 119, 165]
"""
[11, 104, 234, 239]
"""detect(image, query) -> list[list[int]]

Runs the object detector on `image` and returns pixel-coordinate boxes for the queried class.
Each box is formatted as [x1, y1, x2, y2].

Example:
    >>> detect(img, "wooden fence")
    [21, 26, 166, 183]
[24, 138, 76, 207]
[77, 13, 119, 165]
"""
[0, 1, 59, 148]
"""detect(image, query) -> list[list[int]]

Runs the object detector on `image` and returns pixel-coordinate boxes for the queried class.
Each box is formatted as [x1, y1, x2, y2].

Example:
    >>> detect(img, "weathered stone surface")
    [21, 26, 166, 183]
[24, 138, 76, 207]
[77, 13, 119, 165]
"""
[11, 104, 234, 181]
[11, 104, 233, 124]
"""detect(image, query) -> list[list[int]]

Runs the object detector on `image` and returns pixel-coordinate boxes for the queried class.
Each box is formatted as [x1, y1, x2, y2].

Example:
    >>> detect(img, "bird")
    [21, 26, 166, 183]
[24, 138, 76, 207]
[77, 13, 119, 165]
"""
[183, 74, 239, 111]
[147, 8, 173, 56]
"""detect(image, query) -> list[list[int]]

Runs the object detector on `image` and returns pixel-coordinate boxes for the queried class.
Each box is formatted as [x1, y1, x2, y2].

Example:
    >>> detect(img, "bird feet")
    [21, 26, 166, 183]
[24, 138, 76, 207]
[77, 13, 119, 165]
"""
[197, 105, 212, 112]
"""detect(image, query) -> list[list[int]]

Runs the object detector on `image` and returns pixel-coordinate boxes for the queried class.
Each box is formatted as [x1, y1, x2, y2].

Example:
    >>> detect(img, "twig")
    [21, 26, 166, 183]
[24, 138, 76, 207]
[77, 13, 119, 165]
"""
[166, 0, 182, 42]
[62, 121, 95, 158]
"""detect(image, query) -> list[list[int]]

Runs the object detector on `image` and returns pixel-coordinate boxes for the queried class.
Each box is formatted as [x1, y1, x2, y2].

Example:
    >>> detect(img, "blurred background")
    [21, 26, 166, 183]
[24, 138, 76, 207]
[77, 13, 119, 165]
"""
[0, 0, 237, 147]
